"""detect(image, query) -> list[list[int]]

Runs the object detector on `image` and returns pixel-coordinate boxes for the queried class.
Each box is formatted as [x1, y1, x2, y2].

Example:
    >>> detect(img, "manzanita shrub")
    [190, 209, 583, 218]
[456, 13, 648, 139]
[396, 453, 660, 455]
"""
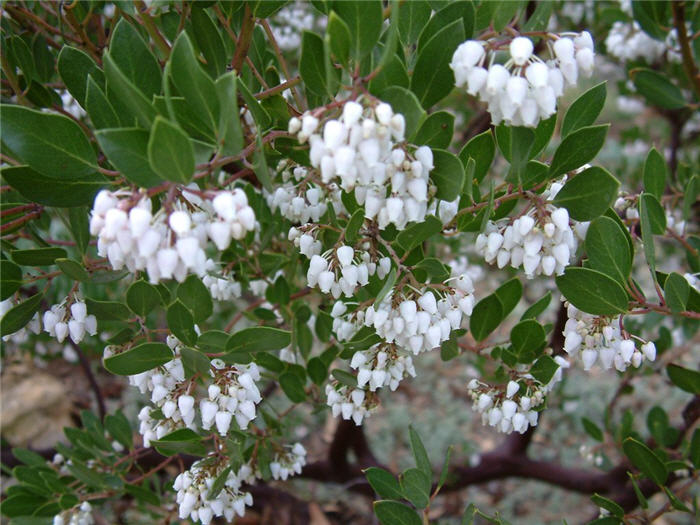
[1, 1, 699, 524]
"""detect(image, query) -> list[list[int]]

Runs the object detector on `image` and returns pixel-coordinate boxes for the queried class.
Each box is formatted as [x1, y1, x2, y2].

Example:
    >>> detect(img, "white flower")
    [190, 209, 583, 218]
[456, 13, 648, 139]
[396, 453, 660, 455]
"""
[510, 37, 534, 66]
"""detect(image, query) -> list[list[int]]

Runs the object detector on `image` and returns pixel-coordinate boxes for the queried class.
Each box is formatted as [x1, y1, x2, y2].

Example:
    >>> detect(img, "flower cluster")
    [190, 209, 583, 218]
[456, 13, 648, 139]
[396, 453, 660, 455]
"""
[605, 21, 680, 63]
[52, 502, 93, 525]
[350, 346, 417, 392]
[476, 179, 588, 278]
[325, 273, 477, 424]
[268, 443, 307, 480]
[199, 362, 262, 435]
[270, 0, 320, 51]
[90, 187, 255, 284]
[325, 382, 377, 425]
[114, 335, 263, 445]
[563, 303, 656, 372]
[467, 356, 569, 434]
[43, 298, 97, 344]
[174, 457, 255, 524]
[265, 164, 334, 224]
[302, 242, 391, 298]
[288, 99, 437, 230]
[362, 286, 475, 354]
[451, 33, 595, 127]
[202, 259, 242, 302]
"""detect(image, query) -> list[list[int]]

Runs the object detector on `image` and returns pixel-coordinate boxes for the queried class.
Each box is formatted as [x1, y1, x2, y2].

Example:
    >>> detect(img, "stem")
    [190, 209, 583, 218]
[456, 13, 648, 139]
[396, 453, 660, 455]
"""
[69, 340, 106, 420]
[134, 0, 171, 57]
[231, 4, 255, 73]
[672, 1, 700, 99]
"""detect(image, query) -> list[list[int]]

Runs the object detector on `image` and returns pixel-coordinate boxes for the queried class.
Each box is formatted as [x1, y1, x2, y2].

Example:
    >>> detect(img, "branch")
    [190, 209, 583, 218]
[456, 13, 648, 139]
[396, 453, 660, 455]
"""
[672, 1, 700, 99]
[69, 340, 106, 420]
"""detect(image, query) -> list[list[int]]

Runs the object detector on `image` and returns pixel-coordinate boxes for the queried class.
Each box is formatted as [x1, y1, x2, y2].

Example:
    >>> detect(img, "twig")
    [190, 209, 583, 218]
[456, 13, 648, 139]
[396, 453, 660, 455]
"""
[69, 340, 106, 420]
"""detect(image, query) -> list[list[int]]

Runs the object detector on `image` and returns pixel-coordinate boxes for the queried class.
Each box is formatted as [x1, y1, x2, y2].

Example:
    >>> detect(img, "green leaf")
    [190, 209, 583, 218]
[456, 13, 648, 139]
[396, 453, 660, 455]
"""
[55, 258, 89, 282]
[520, 292, 551, 320]
[411, 19, 465, 108]
[639, 193, 658, 275]
[103, 52, 158, 128]
[345, 208, 365, 244]
[470, 293, 503, 341]
[555, 267, 629, 316]
[334, 0, 383, 61]
[585, 216, 632, 284]
[57, 45, 103, 107]
[396, 215, 443, 252]
[167, 300, 198, 345]
[1, 494, 48, 518]
[0, 259, 23, 300]
[109, 19, 161, 99]
[690, 429, 700, 468]
[431, 149, 465, 201]
[331, 369, 358, 388]
[667, 364, 700, 394]
[327, 11, 351, 66]
[373, 500, 422, 525]
[68, 207, 90, 254]
[639, 192, 666, 235]
[530, 114, 557, 159]
[374, 267, 397, 307]
[418, 1, 475, 49]
[400, 468, 431, 509]
[581, 417, 604, 442]
[190, 8, 227, 77]
[96, 128, 163, 187]
[279, 372, 307, 403]
[104, 411, 133, 450]
[126, 280, 162, 318]
[409, 426, 432, 479]
[169, 32, 219, 135]
[148, 117, 195, 184]
[591, 494, 624, 518]
[86, 298, 131, 321]
[0, 105, 97, 179]
[151, 429, 206, 457]
[494, 277, 522, 318]
[549, 125, 609, 179]
[664, 273, 690, 313]
[300, 31, 331, 97]
[632, 68, 685, 110]
[0, 292, 43, 337]
[104, 342, 173, 375]
[177, 275, 213, 323]
[85, 75, 120, 129]
[215, 73, 243, 157]
[226, 326, 291, 352]
[459, 129, 495, 183]
[561, 82, 607, 138]
[399, 1, 432, 44]
[307, 357, 328, 385]
[631, 0, 668, 40]
[181, 347, 211, 378]
[413, 111, 454, 149]
[11, 247, 66, 266]
[622, 437, 668, 485]
[1, 166, 105, 208]
[380, 86, 426, 140]
[364, 467, 404, 500]
[521, 1, 552, 31]
[642, 148, 667, 200]
[510, 320, 546, 362]
[529, 355, 559, 384]
[551, 166, 620, 221]
[682, 175, 698, 221]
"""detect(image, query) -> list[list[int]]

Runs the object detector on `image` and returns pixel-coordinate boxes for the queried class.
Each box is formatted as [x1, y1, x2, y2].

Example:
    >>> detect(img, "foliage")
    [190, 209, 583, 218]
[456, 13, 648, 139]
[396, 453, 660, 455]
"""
[0, 1, 698, 524]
